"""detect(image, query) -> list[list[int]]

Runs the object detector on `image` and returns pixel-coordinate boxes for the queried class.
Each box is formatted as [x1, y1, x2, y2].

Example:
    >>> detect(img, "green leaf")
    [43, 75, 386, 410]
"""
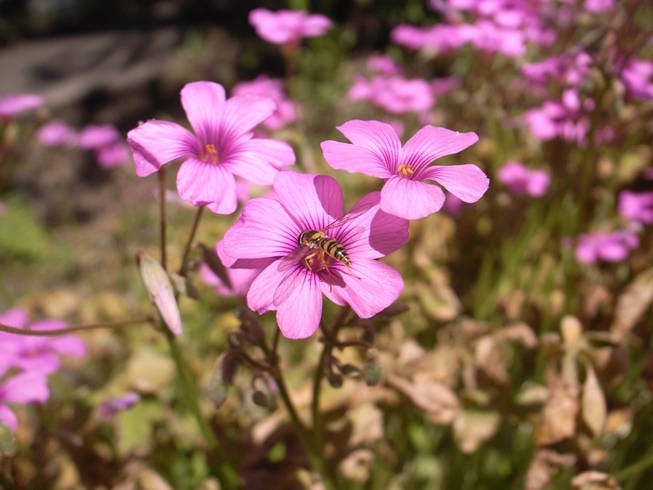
[0, 421, 16, 456]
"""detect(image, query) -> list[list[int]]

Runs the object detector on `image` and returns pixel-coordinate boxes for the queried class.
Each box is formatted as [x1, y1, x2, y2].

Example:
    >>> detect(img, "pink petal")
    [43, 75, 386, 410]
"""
[223, 198, 300, 259]
[127, 120, 198, 177]
[323, 259, 403, 319]
[276, 273, 323, 339]
[421, 164, 489, 202]
[336, 192, 409, 258]
[49, 336, 86, 357]
[0, 405, 17, 432]
[401, 126, 479, 173]
[1, 372, 50, 404]
[381, 176, 446, 219]
[300, 14, 332, 37]
[176, 158, 237, 214]
[180, 81, 226, 144]
[273, 171, 344, 230]
[0, 308, 29, 329]
[247, 263, 284, 314]
[226, 139, 295, 185]
[221, 95, 276, 137]
[320, 141, 392, 178]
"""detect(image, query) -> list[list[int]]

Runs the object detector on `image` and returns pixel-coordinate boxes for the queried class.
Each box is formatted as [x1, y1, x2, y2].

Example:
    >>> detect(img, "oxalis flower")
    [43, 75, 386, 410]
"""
[222, 170, 409, 339]
[320, 120, 489, 220]
[127, 81, 295, 214]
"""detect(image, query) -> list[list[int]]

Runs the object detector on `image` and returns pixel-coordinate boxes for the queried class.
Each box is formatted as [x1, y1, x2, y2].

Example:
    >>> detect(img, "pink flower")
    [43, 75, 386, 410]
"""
[0, 372, 50, 432]
[98, 392, 140, 418]
[95, 140, 131, 168]
[367, 55, 403, 75]
[0, 93, 44, 118]
[0, 308, 86, 375]
[37, 120, 77, 147]
[321, 120, 489, 220]
[372, 77, 435, 115]
[232, 75, 297, 131]
[497, 161, 550, 197]
[574, 228, 640, 264]
[127, 81, 295, 215]
[620, 58, 653, 101]
[618, 190, 653, 224]
[222, 170, 408, 339]
[77, 124, 121, 150]
[249, 8, 332, 45]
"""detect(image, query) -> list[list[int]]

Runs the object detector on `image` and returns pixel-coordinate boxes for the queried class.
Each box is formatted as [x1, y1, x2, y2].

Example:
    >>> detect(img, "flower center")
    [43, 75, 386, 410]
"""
[302, 249, 333, 273]
[204, 143, 220, 164]
[397, 163, 414, 178]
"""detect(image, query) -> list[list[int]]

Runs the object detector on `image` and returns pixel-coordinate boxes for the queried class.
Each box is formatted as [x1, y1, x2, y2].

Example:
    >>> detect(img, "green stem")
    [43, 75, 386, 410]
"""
[158, 166, 168, 271]
[164, 330, 241, 488]
[179, 205, 205, 276]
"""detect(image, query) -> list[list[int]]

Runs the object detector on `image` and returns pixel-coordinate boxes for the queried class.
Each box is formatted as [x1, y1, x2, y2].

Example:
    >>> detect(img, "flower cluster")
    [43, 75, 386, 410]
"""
[0, 93, 44, 120]
[0, 308, 86, 432]
[497, 161, 550, 197]
[249, 8, 332, 46]
[232, 75, 297, 131]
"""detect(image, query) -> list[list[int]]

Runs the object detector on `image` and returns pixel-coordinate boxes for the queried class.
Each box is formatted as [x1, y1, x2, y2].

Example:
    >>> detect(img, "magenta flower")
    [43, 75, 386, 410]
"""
[249, 8, 332, 46]
[497, 161, 550, 197]
[98, 392, 140, 419]
[96, 140, 131, 169]
[37, 120, 77, 147]
[573, 228, 640, 265]
[77, 124, 121, 150]
[0, 93, 44, 118]
[232, 75, 297, 131]
[222, 170, 408, 339]
[0, 371, 50, 432]
[127, 81, 295, 214]
[618, 191, 653, 224]
[321, 120, 489, 220]
[0, 308, 86, 375]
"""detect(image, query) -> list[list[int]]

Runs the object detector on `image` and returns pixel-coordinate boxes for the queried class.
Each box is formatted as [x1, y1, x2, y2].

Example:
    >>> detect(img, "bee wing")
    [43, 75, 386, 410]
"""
[273, 265, 305, 306]
[277, 244, 310, 272]
[322, 203, 375, 233]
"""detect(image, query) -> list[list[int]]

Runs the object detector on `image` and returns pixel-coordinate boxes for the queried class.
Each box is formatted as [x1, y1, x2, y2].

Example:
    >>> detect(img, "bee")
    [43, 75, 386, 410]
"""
[274, 203, 374, 304]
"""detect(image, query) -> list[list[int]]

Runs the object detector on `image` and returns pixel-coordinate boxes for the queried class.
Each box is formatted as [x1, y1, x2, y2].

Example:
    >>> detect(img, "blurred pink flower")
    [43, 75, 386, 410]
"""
[574, 228, 640, 264]
[127, 81, 295, 215]
[249, 8, 332, 45]
[98, 392, 140, 418]
[367, 55, 403, 75]
[321, 120, 488, 220]
[347, 76, 435, 115]
[77, 124, 121, 150]
[37, 120, 77, 147]
[620, 58, 653, 100]
[0, 308, 86, 375]
[232, 75, 297, 131]
[222, 171, 408, 338]
[618, 190, 653, 224]
[0, 371, 50, 432]
[497, 161, 550, 197]
[200, 242, 261, 297]
[0, 93, 44, 118]
[96, 140, 131, 168]
[585, 0, 614, 13]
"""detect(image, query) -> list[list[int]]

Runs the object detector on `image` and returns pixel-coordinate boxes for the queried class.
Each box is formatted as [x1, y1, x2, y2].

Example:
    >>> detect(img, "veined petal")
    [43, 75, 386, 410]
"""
[180, 82, 226, 145]
[276, 273, 323, 339]
[320, 141, 392, 178]
[401, 126, 478, 173]
[337, 120, 402, 156]
[422, 164, 490, 203]
[225, 139, 295, 185]
[274, 171, 344, 230]
[247, 263, 284, 314]
[339, 192, 410, 258]
[223, 198, 300, 259]
[176, 158, 237, 215]
[127, 121, 198, 177]
[221, 95, 276, 137]
[381, 176, 446, 220]
[323, 259, 403, 319]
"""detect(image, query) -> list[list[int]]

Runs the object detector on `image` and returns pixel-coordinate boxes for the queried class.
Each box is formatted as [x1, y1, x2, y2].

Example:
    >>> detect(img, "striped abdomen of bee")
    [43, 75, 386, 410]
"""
[298, 230, 352, 267]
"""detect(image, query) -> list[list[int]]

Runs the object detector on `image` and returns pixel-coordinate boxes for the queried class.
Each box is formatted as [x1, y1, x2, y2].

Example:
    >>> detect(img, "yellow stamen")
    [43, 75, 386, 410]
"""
[205, 143, 219, 164]
[397, 163, 414, 177]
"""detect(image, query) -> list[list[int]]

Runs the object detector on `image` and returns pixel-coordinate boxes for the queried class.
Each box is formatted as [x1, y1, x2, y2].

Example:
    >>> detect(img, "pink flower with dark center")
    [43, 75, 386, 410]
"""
[618, 190, 653, 224]
[0, 93, 44, 118]
[37, 120, 77, 147]
[127, 81, 295, 214]
[233, 75, 297, 131]
[249, 8, 332, 46]
[222, 170, 408, 339]
[0, 308, 86, 375]
[321, 120, 489, 220]
[0, 371, 50, 432]
[497, 161, 550, 197]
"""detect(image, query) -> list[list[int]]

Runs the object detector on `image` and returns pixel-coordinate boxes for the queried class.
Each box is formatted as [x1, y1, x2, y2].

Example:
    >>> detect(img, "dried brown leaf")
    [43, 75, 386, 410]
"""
[525, 449, 577, 490]
[571, 471, 621, 490]
[611, 266, 653, 336]
[581, 365, 607, 436]
[453, 410, 500, 454]
[387, 374, 460, 424]
[474, 336, 509, 385]
[339, 448, 374, 484]
[535, 371, 579, 446]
